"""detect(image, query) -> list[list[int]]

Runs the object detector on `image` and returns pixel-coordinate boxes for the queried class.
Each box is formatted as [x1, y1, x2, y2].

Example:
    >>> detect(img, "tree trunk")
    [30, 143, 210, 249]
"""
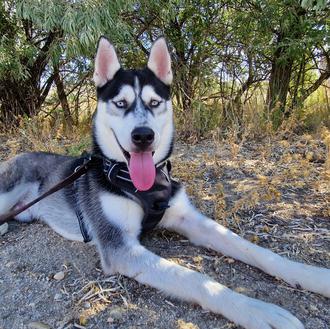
[0, 31, 58, 126]
[74, 84, 82, 126]
[267, 5, 307, 128]
[167, 17, 198, 135]
[291, 57, 305, 109]
[267, 37, 294, 128]
[0, 79, 40, 125]
[224, 53, 259, 131]
[53, 64, 73, 132]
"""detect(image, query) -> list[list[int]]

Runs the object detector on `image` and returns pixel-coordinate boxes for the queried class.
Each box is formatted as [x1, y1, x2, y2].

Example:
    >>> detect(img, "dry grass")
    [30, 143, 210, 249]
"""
[0, 116, 91, 159]
[172, 130, 330, 246]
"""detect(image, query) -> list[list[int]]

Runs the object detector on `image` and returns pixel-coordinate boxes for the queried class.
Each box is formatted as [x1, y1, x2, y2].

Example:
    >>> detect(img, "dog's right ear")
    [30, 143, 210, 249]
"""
[93, 37, 120, 88]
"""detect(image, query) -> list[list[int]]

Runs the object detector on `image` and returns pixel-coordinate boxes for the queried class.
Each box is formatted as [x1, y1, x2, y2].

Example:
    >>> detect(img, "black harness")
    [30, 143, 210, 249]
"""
[73, 154, 176, 242]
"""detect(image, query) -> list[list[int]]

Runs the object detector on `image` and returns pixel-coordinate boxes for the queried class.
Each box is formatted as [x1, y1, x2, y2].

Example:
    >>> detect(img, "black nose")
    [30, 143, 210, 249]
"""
[131, 127, 155, 149]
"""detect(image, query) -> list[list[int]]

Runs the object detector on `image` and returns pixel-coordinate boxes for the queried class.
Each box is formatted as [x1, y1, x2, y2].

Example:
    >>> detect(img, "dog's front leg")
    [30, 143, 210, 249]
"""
[108, 241, 303, 329]
[161, 188, 330, 298]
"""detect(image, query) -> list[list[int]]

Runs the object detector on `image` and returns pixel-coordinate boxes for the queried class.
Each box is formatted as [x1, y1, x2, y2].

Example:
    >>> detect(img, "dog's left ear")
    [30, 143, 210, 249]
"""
[147, 37, 173, 85]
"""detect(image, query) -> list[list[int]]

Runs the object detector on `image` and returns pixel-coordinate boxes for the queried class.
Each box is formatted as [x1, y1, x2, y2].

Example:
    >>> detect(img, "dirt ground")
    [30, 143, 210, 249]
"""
[0, 134, 329, 329]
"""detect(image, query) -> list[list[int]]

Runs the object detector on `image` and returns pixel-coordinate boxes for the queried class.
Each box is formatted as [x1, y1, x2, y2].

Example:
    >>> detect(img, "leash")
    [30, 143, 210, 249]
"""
[0, 157, 94, 225]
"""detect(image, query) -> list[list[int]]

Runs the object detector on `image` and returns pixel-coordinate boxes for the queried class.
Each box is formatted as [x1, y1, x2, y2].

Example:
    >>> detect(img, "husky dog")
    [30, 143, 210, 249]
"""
[0, 37, 329, 329]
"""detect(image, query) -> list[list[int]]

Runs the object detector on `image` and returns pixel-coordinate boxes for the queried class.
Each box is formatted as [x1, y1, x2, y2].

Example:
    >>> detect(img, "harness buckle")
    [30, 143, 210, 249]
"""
[73, 154, 92, 187]
[103, 160, 119, 183]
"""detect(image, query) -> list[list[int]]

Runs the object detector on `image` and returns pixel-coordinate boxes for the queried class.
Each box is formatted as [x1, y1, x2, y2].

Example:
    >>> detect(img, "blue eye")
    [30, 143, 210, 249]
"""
[150, 100, 161, 108]
[114, 100, 127, 108]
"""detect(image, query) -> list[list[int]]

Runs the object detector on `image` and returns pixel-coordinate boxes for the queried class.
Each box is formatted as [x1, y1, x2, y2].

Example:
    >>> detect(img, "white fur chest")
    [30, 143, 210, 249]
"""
[100, 192, 144, 237]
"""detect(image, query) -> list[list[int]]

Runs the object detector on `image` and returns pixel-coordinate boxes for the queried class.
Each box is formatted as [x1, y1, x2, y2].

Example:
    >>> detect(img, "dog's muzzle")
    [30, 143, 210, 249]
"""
[131, 126, 155, 151]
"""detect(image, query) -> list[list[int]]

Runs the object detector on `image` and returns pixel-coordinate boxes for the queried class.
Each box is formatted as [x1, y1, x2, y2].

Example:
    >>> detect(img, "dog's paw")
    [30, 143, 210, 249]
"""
[232, 296, 304, 329]
[283, 261, 330, 298]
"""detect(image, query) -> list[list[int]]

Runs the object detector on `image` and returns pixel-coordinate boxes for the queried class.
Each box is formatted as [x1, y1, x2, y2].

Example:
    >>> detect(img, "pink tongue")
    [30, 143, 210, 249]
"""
[128, 152, 156, 191]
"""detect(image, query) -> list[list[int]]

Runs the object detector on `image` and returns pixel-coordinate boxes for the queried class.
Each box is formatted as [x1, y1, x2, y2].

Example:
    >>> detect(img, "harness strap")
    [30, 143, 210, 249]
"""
[103, 159, 172, 234]
[0, 158, 94, 225]
[72, 156, 93, 243]
[75, 205, 91, 243]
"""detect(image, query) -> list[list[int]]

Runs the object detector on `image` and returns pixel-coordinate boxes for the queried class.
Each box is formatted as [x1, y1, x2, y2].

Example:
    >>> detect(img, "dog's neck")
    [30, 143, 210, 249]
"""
[91, 134, 119, 162]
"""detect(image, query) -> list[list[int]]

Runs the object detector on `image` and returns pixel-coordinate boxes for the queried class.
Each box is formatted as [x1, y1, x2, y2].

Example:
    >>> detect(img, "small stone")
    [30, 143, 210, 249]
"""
[53, 271, 65, 281]
[177, 319, 199, 329]
[310, 304, 318, 312]
[0, 223, 9, 236]
[225, 257, 235, 264]
[28, 322, 51, 329]
[234, 286, 248, 293]
[108, 307, 124, 320]
[83, 302, 91, 309]
[54, 293, 62, 301]
[79, 315, 88, 326]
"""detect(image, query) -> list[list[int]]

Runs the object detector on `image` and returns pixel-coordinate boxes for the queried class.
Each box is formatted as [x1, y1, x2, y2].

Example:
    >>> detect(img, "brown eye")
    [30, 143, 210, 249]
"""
[113, 100, 127, 108]
[150, 100, 161, 108]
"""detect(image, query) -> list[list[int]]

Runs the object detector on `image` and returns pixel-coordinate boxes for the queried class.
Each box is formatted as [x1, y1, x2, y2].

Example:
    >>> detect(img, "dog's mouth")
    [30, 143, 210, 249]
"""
[111, 130, 156, 191]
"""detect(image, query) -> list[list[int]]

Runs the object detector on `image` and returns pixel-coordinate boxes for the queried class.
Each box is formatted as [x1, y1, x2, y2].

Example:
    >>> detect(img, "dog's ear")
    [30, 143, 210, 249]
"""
[147, 37, 173, 85]
[93, 36, 121, 87]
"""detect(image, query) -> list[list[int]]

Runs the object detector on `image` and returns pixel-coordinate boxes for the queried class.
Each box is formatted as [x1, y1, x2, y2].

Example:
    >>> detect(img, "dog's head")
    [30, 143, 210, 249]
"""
[93, 37, 174, 191]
